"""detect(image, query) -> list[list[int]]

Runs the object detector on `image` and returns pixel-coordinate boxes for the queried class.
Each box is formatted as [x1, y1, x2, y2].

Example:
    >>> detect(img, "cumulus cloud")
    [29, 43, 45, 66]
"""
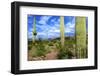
[65, 23, 75, 33]
[65, 17, 75, 34]
[28, 15, 75, 40]
[38, 16, 52, 24]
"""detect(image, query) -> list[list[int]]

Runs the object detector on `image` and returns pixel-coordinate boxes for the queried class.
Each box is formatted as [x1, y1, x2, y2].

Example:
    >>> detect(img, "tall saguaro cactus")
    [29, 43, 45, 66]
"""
[33, 16, 37, 42]
[75, 17, 86, 58]
[60, 16, 65, 48]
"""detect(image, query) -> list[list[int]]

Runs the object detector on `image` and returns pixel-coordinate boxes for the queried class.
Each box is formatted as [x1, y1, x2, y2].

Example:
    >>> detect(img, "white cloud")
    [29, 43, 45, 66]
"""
[28, 31, 33, 39]
[38, 16, 52, 24]
[49, 28, 60, 33]
[28, 16, 75, 39]
[66, 22, 75, 28]
[53, 29, 60, 32]
[37, 32, 46, 36]
[65, 28, 74, 33]
[48, 32, 60, 39]
[36, 23, 60, 39]
[51, 18, 56, 22]
[65, 22, 75, 33]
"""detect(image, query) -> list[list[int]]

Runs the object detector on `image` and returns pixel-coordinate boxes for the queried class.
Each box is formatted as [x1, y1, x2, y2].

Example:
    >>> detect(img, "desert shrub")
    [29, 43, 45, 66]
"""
[28, 45, 32, 50]
[58, 47, 74, 59]
[48, 42, 54, 46]
[34, 43, 47, 57]
[28, 41, 33, 50]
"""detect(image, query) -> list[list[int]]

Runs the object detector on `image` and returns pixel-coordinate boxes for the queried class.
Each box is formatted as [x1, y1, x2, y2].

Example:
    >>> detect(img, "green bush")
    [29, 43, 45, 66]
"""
[58, 47, 74, 59]
[28, 45, 32, 50]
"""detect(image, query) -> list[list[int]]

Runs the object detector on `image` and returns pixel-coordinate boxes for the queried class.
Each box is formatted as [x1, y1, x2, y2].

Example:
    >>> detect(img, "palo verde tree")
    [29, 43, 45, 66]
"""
[75, 17, 86, 58]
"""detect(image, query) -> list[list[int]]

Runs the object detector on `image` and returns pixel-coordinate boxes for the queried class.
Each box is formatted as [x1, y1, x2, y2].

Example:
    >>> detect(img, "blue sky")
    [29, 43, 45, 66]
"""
[28, 15, 87, 40]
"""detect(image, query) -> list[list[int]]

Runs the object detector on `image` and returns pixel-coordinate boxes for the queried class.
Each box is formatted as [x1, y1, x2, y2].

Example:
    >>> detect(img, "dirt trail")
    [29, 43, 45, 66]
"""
[28, 49, 59, 61]
[28, 45, 59, 61]
[45, 50, 59, 60]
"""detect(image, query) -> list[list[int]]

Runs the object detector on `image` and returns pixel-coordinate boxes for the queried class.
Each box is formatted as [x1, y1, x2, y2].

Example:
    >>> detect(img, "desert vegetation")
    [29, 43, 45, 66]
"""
[28, 15, 88, 61]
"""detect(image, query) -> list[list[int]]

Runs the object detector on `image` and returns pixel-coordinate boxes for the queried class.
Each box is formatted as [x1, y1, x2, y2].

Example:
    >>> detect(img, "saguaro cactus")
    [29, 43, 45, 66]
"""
[75, 17, 86, 58]
[33, 16, 37, 42]
[60, 16, 65, 48]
